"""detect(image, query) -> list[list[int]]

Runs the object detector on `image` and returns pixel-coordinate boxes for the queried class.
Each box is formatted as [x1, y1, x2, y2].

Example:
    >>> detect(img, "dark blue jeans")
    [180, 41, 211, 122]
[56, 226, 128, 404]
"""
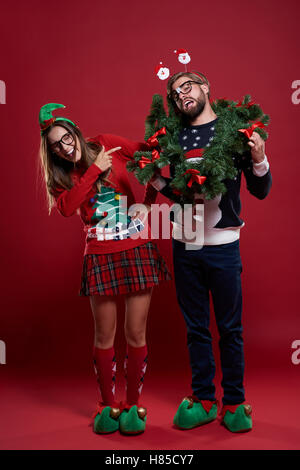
[173, 239, 245, 405]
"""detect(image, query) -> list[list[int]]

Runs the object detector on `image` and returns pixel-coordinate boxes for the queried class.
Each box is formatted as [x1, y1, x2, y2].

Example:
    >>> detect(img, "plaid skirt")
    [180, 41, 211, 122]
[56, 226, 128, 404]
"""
[80, 242, 172, 296]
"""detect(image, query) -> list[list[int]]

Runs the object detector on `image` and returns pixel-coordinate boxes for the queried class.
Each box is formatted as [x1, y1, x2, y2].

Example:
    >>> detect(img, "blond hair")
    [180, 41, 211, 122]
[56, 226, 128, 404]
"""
[167, 71, 210, 101]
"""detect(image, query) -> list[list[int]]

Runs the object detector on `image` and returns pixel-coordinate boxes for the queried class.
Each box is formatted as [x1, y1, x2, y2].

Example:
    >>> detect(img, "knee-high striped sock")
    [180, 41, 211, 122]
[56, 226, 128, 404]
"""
[124, 344, 148, 405]
[93, 346, 116, 406]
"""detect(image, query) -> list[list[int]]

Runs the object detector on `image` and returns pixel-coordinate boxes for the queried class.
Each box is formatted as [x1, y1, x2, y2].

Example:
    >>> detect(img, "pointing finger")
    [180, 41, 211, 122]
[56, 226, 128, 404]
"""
[106, 146, 122, 155]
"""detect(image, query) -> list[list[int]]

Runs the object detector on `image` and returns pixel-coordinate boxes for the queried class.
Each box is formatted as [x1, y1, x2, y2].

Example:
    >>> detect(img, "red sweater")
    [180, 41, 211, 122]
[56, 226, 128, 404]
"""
[54, 134, 157, 255]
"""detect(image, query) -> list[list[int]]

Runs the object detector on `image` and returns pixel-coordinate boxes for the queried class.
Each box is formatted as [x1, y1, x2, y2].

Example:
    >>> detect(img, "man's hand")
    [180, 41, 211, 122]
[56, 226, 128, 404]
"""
[248, 131, 265, 163]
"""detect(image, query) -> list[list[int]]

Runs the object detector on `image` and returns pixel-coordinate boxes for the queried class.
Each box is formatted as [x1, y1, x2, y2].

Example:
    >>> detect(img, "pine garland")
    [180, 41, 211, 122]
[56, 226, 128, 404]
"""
[127, 94, 269, 203]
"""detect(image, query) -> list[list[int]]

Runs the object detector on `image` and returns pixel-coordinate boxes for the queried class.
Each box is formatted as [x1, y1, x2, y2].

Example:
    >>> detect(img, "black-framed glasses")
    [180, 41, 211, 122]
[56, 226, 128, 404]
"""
[171, 80, 202, 102]
[49, 132, 74, 153]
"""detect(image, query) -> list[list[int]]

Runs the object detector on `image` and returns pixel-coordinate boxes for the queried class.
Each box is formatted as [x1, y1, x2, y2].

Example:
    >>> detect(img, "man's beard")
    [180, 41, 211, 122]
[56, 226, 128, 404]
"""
[180, 98, 205, 120]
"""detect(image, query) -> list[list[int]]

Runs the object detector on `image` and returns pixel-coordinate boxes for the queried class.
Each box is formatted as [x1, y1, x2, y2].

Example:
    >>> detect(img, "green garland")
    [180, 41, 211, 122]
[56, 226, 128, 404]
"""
[127, 94, 270, 203]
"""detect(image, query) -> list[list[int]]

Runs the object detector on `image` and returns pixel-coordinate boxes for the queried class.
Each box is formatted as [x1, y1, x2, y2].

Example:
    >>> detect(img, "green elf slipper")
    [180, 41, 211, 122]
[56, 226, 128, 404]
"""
[119, 404, 147, 435]
[221, 403, 252, 433]
[93, 402, 121, 434]
[173, 396, 218, 429]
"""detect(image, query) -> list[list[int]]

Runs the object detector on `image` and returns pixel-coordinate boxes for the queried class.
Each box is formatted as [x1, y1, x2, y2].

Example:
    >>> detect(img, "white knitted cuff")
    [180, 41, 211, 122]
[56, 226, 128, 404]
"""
[252, 155, 269, 177]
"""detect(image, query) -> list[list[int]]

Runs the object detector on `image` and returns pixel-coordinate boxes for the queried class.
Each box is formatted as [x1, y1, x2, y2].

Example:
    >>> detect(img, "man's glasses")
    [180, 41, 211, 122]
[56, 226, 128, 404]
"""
[171, 80, 202, 102]
[50, 132, 74, 153]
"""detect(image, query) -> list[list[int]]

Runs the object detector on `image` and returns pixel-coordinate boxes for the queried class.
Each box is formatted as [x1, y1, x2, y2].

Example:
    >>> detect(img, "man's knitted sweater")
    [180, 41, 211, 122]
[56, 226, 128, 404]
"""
[151, 118, 272, 245]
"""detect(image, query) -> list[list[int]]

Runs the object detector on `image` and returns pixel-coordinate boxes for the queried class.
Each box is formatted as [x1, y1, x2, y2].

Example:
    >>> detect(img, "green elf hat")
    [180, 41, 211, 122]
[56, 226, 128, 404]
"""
[39, 103, 76, 134]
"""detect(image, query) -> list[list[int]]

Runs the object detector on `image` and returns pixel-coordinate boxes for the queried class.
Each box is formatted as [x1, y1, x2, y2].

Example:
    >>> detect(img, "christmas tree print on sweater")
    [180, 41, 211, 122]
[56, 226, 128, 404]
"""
[87, 186, 144, 241]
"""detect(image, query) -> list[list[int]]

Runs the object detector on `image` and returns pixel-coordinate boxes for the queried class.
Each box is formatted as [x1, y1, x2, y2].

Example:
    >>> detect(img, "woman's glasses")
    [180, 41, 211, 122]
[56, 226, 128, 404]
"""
[50, 132, 74, 153]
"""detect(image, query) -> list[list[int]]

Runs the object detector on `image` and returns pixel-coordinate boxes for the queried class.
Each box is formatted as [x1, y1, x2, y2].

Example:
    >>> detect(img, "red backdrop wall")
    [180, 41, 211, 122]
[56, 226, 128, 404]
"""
[0, 0, 299, 383]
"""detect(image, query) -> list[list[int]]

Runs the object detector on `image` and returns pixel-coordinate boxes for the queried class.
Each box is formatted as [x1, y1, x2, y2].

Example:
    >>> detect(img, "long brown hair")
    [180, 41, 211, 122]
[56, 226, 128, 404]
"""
[39, 121, 102, 213]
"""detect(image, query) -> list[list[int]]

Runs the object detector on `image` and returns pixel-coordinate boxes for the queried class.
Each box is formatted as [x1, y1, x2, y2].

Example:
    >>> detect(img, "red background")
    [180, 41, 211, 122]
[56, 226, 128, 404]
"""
[0, 0, 299, 450]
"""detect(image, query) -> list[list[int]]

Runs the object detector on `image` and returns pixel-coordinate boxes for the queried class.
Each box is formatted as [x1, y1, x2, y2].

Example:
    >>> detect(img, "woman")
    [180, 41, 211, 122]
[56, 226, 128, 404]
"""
[39, 103, 171, 435]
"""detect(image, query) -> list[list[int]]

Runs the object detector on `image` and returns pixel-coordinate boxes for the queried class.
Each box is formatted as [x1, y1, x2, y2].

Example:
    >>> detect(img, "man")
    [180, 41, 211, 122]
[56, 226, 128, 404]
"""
[150, 71, 272, 432]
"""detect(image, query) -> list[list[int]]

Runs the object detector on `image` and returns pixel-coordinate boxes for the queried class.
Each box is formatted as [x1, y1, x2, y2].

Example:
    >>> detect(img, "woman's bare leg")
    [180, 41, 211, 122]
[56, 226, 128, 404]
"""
[124, 288, 152, 347]
[90, 295, 117, 349]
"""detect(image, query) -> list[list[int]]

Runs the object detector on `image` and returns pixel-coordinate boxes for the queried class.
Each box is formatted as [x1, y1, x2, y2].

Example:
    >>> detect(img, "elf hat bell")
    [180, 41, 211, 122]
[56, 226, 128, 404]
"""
[39, 103, 76, 134]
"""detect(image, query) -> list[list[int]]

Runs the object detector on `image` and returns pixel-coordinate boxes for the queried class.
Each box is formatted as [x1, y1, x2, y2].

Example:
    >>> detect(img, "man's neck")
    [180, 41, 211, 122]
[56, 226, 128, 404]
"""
[189, 103, 217, 126]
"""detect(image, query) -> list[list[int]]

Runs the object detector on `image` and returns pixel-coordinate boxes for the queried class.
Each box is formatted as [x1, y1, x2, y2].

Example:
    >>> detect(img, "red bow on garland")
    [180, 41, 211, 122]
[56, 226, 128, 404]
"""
[138, 128, 166, 169]
[138, 149, 160, 169]
[236, 100, 255, 108]
[183, 169, 207, 188]
[238, 122, 265, 139]
[146, 127, 167, 147]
